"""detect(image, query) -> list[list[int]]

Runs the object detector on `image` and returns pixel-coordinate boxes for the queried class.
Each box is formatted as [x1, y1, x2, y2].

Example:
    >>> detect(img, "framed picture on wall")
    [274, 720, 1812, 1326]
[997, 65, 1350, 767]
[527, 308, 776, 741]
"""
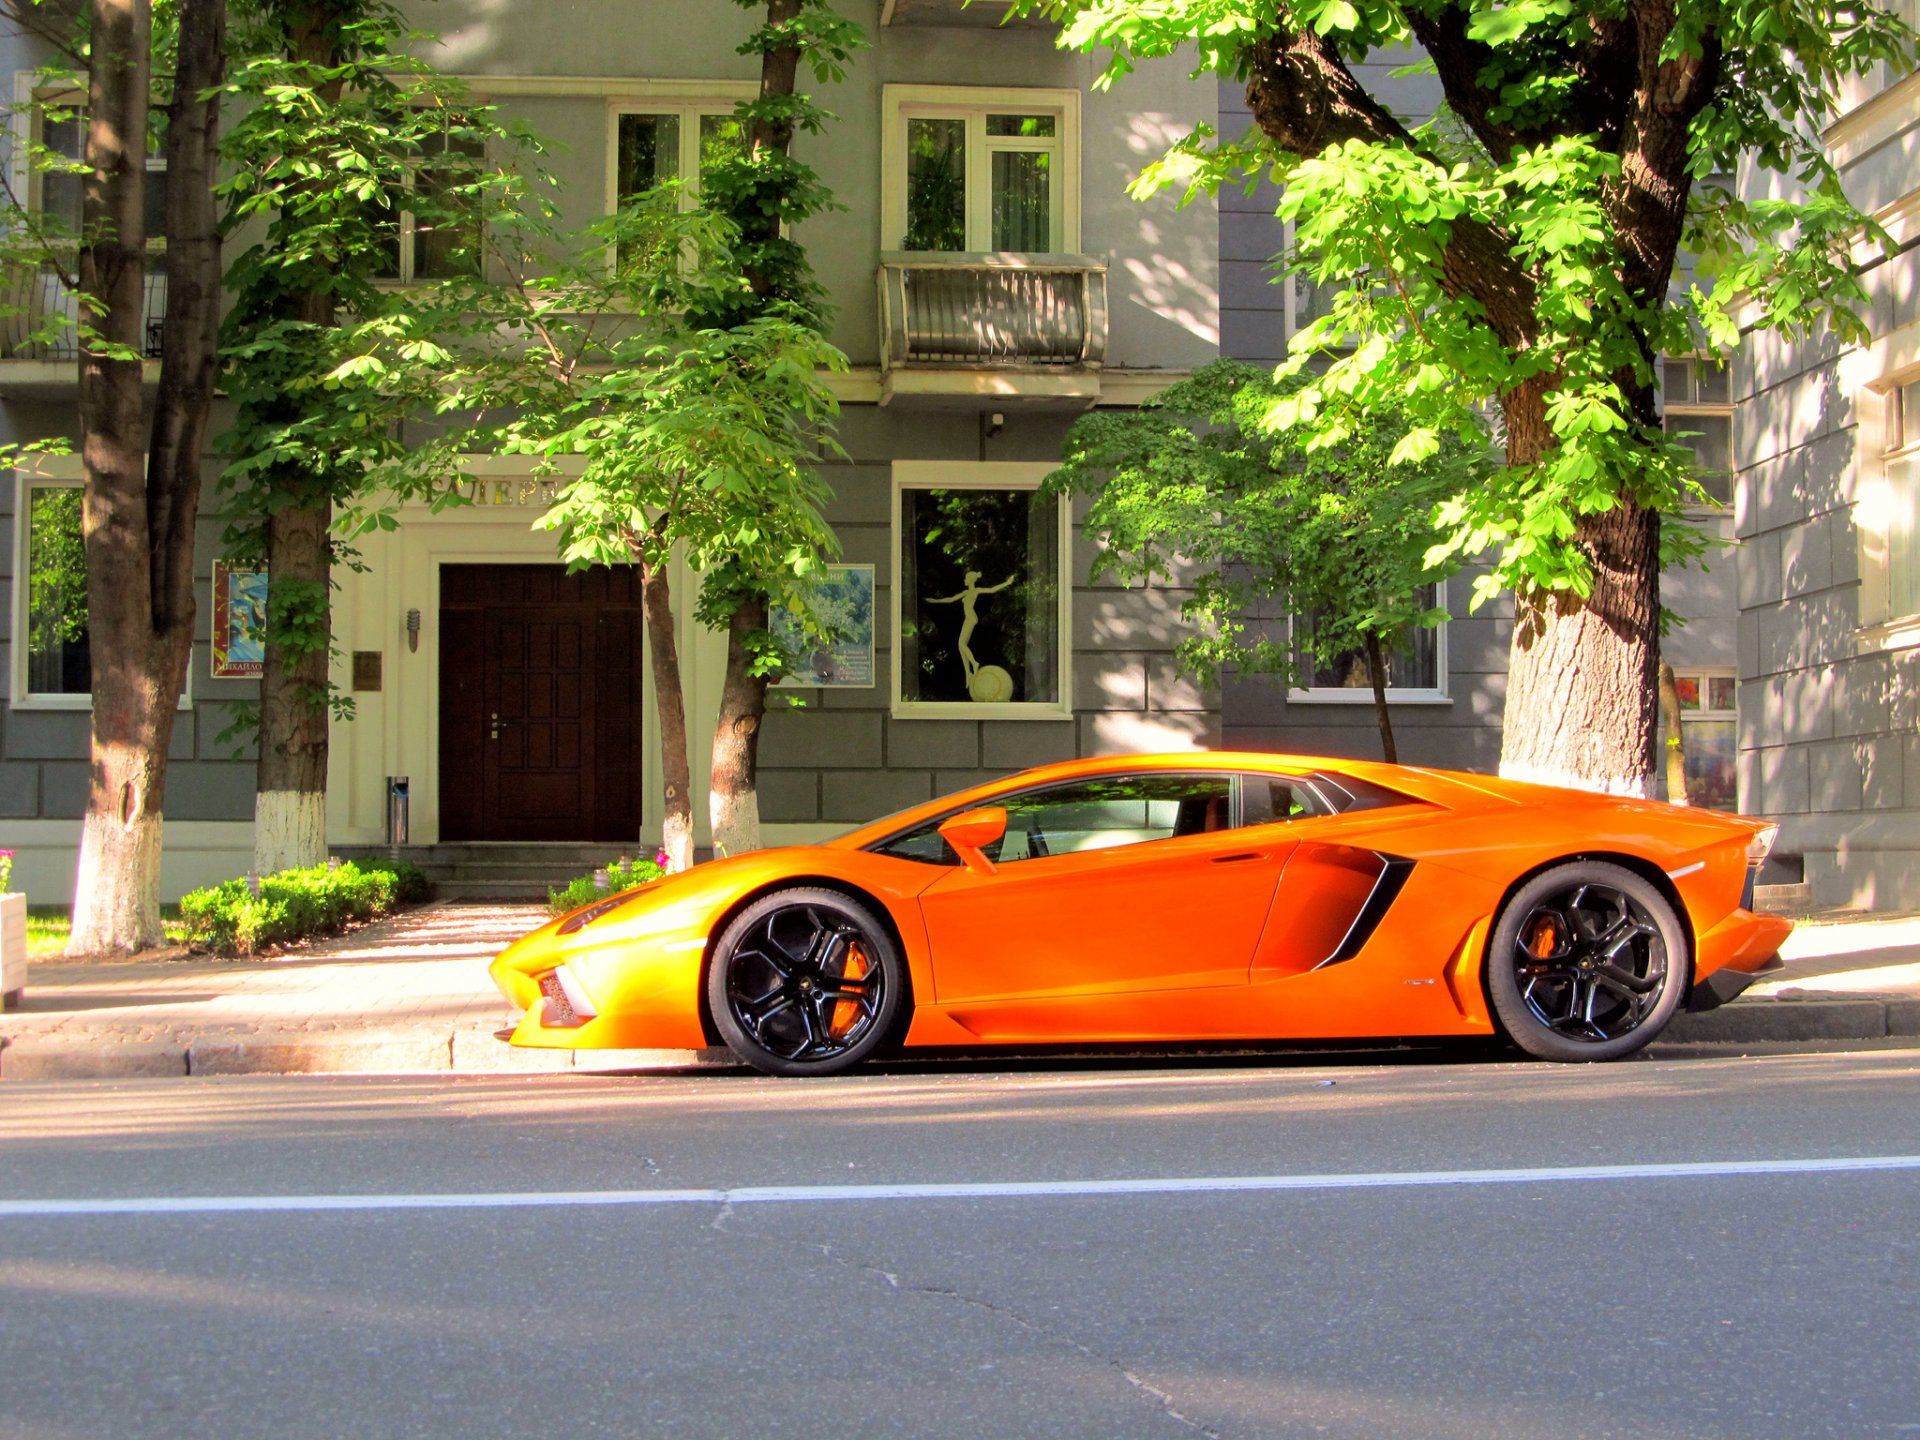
[212, 561, 268, 679]
[772, 564, 876, 689]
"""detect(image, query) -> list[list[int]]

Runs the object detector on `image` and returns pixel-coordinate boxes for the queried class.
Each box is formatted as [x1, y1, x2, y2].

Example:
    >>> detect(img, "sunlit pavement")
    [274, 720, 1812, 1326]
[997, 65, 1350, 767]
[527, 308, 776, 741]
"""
[0, 1052, 1916, 1438]
[3, 903, 1920, 1079]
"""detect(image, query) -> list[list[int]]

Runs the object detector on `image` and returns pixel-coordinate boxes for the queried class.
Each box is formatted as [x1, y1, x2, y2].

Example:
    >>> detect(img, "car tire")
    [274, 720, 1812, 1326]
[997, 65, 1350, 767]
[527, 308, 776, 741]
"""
[1485, 861, 1689, 1062]
[707, 888, 906, 1077]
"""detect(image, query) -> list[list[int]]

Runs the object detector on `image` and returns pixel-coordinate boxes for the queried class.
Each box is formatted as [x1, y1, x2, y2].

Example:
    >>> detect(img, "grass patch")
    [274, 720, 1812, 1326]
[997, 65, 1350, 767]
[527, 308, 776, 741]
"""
[27, 906, 187, 957]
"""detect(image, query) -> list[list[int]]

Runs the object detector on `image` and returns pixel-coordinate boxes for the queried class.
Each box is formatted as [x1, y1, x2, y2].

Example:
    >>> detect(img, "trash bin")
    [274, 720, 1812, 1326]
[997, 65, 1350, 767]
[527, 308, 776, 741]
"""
[386, 775, 410, 850]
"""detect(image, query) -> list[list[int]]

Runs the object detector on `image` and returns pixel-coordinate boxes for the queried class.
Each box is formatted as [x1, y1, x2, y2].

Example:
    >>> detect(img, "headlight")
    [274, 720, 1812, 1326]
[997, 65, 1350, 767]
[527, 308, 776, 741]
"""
[1746, 824, 1780, 866]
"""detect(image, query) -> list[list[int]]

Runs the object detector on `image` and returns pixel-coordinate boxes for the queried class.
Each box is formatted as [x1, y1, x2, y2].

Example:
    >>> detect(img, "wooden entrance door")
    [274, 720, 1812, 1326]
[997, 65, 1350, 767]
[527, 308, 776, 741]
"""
[439, 565, 644, 842]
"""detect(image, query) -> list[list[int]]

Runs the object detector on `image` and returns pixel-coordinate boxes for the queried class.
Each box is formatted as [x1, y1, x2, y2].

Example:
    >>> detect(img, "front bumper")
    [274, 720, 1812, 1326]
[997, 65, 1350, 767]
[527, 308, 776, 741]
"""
[489, 927, 711, 1050]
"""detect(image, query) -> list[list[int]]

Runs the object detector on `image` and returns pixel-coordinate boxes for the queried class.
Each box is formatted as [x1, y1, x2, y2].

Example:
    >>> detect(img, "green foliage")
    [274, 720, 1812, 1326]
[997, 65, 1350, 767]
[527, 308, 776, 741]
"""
[1015, 0, 1917, 608]
[178, 857, 429, 956]
[1046, 360, 1478, 686]
[546, 853, 669, 917]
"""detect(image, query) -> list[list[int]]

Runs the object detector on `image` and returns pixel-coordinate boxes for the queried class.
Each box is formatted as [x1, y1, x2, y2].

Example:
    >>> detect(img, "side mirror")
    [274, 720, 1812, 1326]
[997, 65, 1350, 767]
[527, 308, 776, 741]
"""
[939, 806, 1007, 876]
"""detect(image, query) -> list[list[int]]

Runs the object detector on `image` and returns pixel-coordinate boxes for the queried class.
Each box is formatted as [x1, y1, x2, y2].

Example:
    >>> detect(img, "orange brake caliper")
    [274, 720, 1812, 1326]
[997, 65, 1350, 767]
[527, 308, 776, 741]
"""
[829, 946, 870, 1037]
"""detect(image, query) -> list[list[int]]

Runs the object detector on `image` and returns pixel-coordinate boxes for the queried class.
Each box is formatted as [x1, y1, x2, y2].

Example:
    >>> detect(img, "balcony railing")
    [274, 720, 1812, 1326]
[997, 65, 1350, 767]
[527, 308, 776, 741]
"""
[1, 268, 168, 361]
[878, 252, 1107, 373]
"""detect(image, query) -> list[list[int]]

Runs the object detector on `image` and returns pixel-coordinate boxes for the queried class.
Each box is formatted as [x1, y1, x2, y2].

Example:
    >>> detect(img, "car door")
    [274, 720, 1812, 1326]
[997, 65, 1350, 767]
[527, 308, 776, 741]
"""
[914, 772, 1298, 1021]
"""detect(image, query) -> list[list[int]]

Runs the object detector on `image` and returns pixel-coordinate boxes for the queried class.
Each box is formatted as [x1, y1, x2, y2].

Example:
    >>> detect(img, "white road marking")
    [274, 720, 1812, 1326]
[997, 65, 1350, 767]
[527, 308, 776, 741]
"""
[3, 1154, 1919, 1218]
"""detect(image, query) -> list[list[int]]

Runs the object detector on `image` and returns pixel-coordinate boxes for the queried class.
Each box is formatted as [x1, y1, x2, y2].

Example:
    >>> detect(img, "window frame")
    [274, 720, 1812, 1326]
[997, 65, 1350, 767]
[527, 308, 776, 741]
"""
[1285, 579, 1451, 706]
[9, 464, 192, 712]
[1661, 355, 1734, 513]
[891, 460, 1073, 721]
[603, 86, 756, 219]
[1857, 367, 1920, 650]
[368, 118, 491, 288]
[881, 84, 1081, 254]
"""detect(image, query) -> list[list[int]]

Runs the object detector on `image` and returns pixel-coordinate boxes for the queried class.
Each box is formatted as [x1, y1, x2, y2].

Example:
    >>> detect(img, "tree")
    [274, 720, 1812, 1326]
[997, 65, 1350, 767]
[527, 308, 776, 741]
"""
[218, 0, 494, 873]
[691, 0, 863, 856]
[1021, 0, 1914, 795]
[0, 0, 225, 951]
[357, 181, 843, 873]
[1046, 359, 1472, 761]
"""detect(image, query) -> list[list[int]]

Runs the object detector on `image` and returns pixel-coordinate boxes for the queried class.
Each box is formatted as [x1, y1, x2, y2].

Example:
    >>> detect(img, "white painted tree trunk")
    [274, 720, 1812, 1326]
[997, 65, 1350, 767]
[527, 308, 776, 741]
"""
[710, 783, 760, 860]
[67, 810, 165, 954]
[661, 807, 694, 873]
[254, 789, 327, 875]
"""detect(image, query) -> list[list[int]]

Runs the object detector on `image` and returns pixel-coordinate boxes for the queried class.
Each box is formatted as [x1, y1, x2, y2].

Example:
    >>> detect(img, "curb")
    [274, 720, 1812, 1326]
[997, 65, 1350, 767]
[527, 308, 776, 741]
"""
[0, 1029, 740, 1080]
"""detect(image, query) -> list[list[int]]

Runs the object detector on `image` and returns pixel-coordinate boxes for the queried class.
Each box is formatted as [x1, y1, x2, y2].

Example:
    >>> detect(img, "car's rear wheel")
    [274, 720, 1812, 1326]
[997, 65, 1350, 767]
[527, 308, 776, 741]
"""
[707, 888, 905, 1077]
[1486, 861, 1688, 1062]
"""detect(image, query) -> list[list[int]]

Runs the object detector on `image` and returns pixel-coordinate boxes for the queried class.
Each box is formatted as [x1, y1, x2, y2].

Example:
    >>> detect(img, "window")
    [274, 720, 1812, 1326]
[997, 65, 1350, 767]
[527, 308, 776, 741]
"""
[375, 124, 485, 283]
[1659, 667, 1737, 812]
[894, 463, 1069, 718]
[874, 772, 1238, 866]
[1883, 377, 1920, 621]
[1662, 356, 1733, 507]
[1289, 583, 1448, 704]
[17, 478, 90, 701]
[883, 86, 1079, 253]
[613, 107, 745, 208]
[33, 97, 169, 260]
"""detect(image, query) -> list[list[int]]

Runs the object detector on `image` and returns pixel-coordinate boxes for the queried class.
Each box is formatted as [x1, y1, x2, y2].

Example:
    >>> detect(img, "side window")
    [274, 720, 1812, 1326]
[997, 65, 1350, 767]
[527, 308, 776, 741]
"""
[1239, 776, 1333, 826]
[871, 821, 957, 867]
[991, 774, 1233, 864]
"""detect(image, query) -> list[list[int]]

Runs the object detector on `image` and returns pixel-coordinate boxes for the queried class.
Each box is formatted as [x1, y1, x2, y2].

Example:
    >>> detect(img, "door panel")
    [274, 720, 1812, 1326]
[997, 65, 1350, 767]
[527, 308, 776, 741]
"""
[919, 829, 1297, 1010]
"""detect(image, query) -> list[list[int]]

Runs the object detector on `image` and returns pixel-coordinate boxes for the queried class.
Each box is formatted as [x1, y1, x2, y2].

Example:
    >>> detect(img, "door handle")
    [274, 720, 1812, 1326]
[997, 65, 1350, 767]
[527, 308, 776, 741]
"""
[1211, 851, 1264, 864]
[489, 712, 508, 741]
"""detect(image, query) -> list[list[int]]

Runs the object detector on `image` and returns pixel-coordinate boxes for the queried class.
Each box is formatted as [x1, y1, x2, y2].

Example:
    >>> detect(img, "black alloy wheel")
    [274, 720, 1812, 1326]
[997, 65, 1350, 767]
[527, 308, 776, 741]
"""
[707, 888, 905, 1076]
[1485, 861, 1689, 1062]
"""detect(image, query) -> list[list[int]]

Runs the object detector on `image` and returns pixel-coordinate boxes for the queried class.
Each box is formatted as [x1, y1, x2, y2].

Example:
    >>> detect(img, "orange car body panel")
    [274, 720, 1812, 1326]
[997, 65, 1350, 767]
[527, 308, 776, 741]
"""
[489, 752, 1792, 1053]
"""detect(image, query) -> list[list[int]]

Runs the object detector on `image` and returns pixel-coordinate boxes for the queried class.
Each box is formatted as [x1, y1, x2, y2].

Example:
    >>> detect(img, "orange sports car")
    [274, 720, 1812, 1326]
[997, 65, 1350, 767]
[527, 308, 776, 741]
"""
[489, 753, 1791, 1075]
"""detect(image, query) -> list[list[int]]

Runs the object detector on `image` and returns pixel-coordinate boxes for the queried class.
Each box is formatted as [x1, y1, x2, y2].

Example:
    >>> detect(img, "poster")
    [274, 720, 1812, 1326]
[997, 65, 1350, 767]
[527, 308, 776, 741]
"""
[772, 564, 875, 689]
[212, 562, 268, 678]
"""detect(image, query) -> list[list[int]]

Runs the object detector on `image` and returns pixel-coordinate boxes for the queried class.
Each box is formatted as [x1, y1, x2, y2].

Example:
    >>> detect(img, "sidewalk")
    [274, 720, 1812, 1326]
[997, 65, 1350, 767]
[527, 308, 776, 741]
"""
[2, 902, 1917, 1079]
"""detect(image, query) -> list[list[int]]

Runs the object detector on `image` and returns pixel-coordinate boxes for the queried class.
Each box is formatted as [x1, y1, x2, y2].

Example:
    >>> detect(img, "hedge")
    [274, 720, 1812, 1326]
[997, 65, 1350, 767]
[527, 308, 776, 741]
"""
[180, 858, 430, 956]
[547, 853, 668, 916]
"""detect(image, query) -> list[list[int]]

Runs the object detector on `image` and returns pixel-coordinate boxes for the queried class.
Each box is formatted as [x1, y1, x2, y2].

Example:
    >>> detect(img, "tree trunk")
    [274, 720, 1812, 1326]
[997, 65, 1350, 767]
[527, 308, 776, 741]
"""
[710, 596, 768, 858]
[68, 0, 164, 955]
[1363, 631, 1397, 764]
[254, 503, 332, 873]
[249, 3, 346, 875]
[1658, 657, 1690, 805]
[1497, 381, 1662, 796]
[640, 560, 694, 871]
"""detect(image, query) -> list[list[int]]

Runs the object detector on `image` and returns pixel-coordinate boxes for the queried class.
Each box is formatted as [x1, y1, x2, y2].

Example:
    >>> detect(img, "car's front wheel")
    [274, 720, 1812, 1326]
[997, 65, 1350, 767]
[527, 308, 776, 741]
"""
[707, 888, 905, 1076]
[1486, 861, 1688, 1062]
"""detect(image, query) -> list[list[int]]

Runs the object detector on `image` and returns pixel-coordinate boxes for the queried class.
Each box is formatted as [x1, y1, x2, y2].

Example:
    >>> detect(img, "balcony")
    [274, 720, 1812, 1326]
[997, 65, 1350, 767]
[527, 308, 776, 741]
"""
[0, 268, 168, 392]
[877, 252, 1107, 407]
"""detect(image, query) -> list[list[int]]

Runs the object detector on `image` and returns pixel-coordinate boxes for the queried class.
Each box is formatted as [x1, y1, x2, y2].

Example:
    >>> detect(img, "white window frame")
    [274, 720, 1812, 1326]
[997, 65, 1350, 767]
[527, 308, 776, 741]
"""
[1857, 370, 1920, 649]
[1285, 580, 1450, 705]
[891, 461, 1073, 721]
[9, 459, 192, 711]
[881, 84, 1080, 253]
[603, 85, 757, 219]
[371, 121, 489, 288]
[1661, 355, 1734, 514]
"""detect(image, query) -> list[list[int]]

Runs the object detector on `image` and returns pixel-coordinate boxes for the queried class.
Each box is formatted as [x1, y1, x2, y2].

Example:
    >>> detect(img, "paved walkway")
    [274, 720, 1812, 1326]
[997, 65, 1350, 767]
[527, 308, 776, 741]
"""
[2, 902, 1917, 1079]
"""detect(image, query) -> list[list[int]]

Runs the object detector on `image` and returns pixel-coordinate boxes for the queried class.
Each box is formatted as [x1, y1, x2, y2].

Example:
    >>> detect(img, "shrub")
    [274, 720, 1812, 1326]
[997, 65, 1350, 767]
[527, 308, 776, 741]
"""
[180, 858, 431, 956]
[547, 853, 668, 916]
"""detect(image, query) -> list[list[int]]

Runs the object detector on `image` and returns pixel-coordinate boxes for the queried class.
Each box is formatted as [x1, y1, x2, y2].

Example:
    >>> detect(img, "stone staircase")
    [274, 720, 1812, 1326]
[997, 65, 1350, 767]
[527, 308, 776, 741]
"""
[332, 843, 654, 903]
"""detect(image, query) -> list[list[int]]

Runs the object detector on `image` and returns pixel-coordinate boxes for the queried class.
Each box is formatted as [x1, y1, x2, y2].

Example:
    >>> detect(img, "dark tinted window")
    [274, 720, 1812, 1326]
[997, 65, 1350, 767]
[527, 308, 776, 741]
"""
[871, 822, 958, 866]
[1239, 776, 1335, 826]
[1305, 771, 1419, 814]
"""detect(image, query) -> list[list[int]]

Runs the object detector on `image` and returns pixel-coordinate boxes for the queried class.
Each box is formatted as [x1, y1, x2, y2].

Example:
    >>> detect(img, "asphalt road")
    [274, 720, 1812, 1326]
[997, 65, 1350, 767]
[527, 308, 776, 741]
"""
[1, 1049, 1916, 1440]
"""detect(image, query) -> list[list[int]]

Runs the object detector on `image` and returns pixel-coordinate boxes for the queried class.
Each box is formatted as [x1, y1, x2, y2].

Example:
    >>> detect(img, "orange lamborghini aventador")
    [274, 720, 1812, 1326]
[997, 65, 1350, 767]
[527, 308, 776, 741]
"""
[489, 753, 1792, 1075]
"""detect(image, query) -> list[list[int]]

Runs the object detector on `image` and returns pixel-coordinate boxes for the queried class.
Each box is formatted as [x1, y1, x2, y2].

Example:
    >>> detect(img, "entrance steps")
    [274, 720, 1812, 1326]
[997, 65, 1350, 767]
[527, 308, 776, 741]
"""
[333, 843, 656, 903]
